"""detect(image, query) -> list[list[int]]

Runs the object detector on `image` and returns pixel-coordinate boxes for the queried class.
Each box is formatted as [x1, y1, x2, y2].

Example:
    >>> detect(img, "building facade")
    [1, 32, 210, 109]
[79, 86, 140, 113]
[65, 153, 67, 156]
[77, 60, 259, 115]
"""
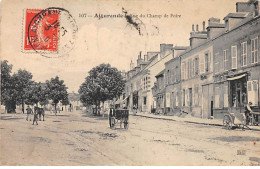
[212, 0, 260, 118]
[125, 44, 173, 113]
[126, 0, 260, 119]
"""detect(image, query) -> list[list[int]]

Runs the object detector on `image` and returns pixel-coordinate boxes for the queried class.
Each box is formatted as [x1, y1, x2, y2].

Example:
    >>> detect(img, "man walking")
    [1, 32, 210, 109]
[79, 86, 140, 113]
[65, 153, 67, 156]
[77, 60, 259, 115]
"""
[26, 105, 32, 121]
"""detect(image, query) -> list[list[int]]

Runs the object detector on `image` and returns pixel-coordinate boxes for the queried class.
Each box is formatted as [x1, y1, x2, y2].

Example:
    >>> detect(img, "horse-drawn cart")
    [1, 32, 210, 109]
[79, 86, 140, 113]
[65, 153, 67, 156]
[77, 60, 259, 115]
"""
[109, 109, 129, 129]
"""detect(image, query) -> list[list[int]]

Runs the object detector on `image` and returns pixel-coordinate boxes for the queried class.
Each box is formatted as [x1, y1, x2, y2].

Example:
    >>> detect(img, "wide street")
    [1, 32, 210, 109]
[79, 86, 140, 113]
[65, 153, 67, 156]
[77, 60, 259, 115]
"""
[0, 109, 260, 166]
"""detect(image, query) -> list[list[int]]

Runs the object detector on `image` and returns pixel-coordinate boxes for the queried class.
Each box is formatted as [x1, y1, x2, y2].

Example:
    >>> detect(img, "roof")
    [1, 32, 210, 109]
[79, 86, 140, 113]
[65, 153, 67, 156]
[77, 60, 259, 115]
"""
[207, 23, 225, 28]
[224, 12, 248, 20]
[155, 69, 165, 78]
[173, 46, 189, 50]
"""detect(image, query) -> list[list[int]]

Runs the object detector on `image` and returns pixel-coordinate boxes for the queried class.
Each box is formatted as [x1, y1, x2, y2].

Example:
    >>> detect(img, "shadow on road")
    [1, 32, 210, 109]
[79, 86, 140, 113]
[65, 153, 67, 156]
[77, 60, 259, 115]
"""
[1, 116, 24, 121]
[212, 136, 260, 142]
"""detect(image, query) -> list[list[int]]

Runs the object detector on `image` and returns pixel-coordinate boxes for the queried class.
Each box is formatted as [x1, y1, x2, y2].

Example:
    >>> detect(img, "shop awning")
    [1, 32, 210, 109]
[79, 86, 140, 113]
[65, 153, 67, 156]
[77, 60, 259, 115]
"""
[227, 74, 247, 81]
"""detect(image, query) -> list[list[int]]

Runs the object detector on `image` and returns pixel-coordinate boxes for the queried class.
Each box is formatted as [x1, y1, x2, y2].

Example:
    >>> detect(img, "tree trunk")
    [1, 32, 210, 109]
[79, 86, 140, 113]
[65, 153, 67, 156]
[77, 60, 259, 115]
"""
[22, 98, 24, 114]
[54, 103, 57, 115]
[102, 101, 105, 117]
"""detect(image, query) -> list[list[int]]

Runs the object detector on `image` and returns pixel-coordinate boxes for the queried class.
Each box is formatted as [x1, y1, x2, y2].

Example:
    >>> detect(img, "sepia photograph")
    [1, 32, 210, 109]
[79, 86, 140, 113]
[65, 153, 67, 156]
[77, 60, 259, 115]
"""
[0, 0, 260, 166]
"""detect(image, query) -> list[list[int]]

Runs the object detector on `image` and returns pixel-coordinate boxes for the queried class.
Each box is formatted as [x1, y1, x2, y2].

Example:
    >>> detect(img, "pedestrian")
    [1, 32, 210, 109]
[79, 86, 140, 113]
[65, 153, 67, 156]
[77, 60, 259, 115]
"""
[32, 107, 38, 125]
[26, 105, 32, 121]
[245, 102, 253, 125]
[69, 104, 72, 112]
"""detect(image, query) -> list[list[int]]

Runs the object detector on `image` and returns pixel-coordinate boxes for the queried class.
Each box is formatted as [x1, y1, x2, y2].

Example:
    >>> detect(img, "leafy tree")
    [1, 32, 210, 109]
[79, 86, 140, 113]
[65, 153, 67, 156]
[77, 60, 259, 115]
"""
[45, 76, 68, 113]
[79, 64, 125, 115]
[24, 82, 48, 107]
[12, 69, 33, 113]
[1, 60, 17, 113]
[61, 95, 70, 111]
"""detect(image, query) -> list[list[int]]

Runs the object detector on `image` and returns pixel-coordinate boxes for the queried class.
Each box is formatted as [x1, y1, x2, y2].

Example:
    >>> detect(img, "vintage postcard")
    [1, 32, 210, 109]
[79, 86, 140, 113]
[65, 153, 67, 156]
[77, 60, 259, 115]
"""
[1, 0, 260, 166]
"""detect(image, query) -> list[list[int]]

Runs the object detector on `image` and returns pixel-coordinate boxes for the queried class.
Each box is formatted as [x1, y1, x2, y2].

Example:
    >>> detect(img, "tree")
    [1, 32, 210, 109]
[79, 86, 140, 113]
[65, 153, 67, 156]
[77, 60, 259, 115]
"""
[61, 95, 70, 111]
[12, 69, 33, 113]
[79, 64, 125, 115]
[45, 76, 68, 113]
[24, 82, 48, 107]
[1, 60, 17, 113]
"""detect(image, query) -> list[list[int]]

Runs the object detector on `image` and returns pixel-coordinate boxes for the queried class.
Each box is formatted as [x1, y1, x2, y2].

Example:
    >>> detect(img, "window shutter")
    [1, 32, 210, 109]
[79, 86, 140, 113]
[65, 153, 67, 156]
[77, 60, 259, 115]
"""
[247, 80, 259, 106]
[224, 86, 228, 107]
[231, 46, 237, 69]
[199, 54, 205, 74]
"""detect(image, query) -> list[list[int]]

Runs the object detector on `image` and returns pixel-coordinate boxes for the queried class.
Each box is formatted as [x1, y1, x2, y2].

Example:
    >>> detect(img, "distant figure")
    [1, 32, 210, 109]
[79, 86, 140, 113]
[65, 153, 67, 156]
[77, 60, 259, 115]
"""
[57, 106, 60, 113]
[26, 105, 32, 121]
[32, 107, 38, 125]
[69, 104, 72, 112]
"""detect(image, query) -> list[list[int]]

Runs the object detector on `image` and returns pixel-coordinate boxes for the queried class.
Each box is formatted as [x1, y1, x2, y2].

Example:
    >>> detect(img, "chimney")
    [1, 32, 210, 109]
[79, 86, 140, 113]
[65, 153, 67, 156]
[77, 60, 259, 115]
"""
[202, 21, 205, 31]
[192, 24, 195, 31]
[190, 23, 207, 48]
[130, 60, 134, 70]
[139, 51, 142, 59]
[160, 44, 173, 58]
[206, 17, 225, 39]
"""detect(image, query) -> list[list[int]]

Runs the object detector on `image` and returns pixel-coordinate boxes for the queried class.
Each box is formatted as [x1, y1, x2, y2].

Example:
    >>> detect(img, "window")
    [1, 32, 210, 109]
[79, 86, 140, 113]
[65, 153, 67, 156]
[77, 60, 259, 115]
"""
[205, 53, 210, 72]
[194, 57, 199, 75]
[241, 42, 247, 66]
[215, 53, 219, 73]
[251, 37, 258, 64]
[181, 61, 186, 80]
[231, 45, 237, 69]
[188, 59, 192, 79]
[199, 54, 205, 74]
[194, 85, 199, 106]
[176, 91, 179, 107]
[223, 50, 228, 71]
[215, 87, 220, 108]
[185, 61, 189, 79]
[172, 68, 175, 83]
[191, 59, 194, 77]
[224, 86, 228, 107]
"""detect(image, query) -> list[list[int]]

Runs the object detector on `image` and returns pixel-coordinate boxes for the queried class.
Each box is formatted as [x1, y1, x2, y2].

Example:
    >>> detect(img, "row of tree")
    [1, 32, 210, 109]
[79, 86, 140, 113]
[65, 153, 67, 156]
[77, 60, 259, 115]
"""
[1, 60, 69, 113]
[78, 64, 125, 115]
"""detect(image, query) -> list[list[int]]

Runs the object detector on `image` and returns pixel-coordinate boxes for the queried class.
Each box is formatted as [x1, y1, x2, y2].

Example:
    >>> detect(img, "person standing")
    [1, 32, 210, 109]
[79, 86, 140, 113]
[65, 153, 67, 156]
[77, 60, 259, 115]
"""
[245, 102, 253, 125]
[26, 105, 32, 121]
[32, 107, 38, 125]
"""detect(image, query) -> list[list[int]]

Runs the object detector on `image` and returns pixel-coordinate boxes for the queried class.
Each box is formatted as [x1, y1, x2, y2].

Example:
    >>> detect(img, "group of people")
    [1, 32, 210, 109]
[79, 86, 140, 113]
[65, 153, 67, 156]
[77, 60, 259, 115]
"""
[26, 106, 39, 125]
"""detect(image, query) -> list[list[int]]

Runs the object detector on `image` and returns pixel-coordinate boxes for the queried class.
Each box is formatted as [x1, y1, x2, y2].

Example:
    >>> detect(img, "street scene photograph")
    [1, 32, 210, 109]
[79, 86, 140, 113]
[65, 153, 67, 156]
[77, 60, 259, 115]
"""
[1, 0, 260, 166]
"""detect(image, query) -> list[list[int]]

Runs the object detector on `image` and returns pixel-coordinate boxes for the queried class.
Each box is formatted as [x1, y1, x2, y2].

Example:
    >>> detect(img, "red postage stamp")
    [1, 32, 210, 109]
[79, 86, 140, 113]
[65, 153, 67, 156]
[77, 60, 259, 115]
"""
[24, 9, 59, 52]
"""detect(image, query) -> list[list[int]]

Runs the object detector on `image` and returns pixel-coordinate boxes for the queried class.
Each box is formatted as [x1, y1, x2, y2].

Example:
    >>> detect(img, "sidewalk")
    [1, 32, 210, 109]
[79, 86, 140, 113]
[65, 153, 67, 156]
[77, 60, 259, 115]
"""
[131, 112, 260, 131]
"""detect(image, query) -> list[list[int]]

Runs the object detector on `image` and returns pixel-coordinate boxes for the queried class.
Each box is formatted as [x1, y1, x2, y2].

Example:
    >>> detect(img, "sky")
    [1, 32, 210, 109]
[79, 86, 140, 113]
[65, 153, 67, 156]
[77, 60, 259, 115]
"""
[1, 0, 248, 93]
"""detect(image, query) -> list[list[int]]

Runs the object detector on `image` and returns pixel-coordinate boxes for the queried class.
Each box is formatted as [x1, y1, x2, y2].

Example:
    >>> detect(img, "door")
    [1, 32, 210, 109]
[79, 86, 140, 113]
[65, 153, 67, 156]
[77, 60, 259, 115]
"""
[202, 85, 209, 118]
[202, 84, 214, 118]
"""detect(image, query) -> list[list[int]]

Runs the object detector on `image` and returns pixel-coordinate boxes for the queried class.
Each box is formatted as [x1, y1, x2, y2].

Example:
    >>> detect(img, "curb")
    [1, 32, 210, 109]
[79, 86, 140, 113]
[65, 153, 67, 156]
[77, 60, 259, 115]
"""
[132, 114, 260, 131]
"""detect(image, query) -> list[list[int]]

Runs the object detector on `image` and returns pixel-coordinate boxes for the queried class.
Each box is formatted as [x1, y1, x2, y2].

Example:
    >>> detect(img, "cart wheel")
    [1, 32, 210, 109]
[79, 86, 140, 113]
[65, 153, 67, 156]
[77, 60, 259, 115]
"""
[124, 120, 128, 129]
[223, 115, 233, 130]
[110, 117, 116, 129]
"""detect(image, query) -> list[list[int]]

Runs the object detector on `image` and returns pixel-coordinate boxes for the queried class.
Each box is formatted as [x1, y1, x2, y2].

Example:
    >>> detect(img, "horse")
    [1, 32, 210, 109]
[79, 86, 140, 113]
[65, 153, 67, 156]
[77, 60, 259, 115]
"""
[34, 107, 45, 121]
